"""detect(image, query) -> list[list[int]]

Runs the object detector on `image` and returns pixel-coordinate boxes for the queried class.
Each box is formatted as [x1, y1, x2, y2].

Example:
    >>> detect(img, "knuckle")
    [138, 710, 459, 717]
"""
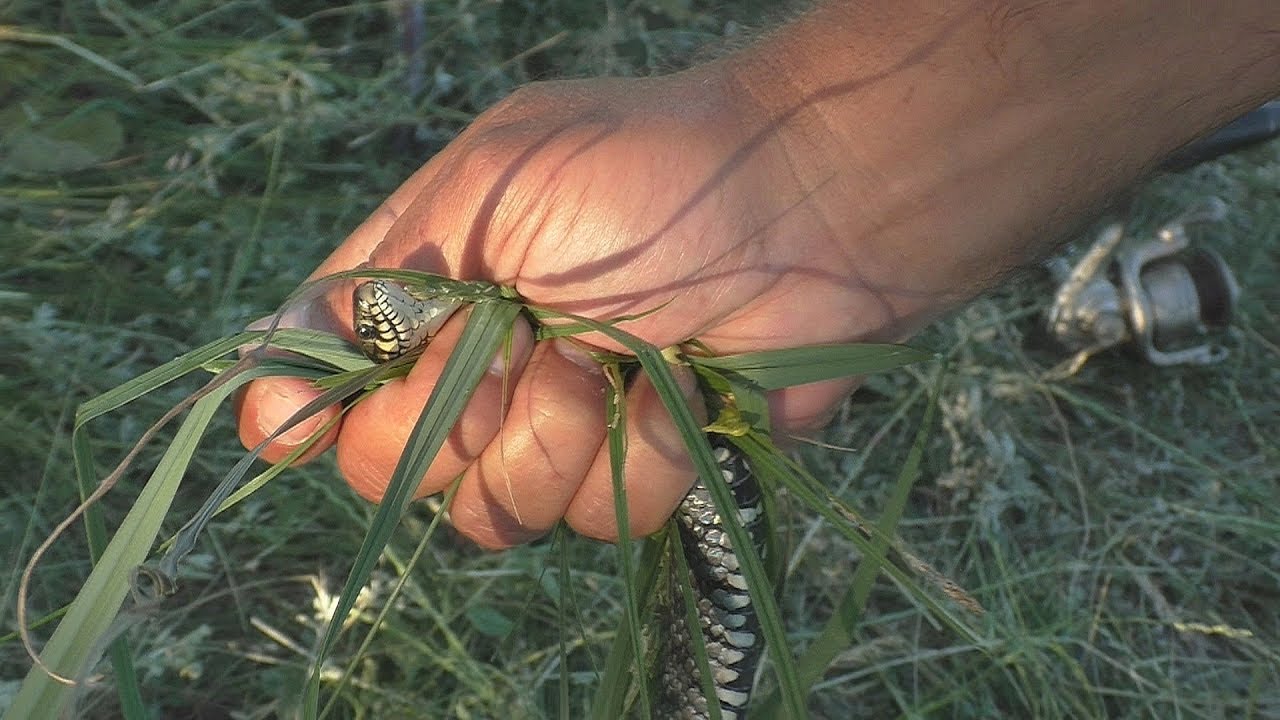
[487, 82, 561, 121]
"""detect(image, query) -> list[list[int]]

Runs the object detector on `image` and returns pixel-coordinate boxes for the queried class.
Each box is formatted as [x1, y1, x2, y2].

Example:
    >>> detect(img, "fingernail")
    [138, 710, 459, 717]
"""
[247, 299, 317, 332]
[488, 319, 534, 375]
[242, 301, 322, 358]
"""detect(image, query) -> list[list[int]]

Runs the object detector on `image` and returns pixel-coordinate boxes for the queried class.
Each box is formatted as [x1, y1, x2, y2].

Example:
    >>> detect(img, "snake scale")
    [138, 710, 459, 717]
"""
[353, 279, 769, 718]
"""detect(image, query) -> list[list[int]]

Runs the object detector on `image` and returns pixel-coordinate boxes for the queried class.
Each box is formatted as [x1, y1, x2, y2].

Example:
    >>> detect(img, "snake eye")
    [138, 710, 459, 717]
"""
[356, 324, 377, 340]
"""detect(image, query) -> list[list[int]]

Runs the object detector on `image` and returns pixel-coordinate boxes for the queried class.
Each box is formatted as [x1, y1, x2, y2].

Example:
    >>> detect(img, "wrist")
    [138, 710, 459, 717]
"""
[708, 7, 986, 339]
[710, 1, 1280, 338]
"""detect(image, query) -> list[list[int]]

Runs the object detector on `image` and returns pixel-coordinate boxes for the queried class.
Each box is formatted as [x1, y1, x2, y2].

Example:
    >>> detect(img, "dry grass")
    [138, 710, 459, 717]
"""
[2, 2, 1276, 717]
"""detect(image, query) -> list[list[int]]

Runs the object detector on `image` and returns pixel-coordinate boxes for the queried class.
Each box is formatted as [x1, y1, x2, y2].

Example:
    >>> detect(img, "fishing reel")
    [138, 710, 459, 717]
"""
[1046, 199, 1239, 374]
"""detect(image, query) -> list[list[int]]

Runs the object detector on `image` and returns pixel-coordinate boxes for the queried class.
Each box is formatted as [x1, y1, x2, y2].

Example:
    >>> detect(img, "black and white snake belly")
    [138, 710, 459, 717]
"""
[352, 279, 768, 719]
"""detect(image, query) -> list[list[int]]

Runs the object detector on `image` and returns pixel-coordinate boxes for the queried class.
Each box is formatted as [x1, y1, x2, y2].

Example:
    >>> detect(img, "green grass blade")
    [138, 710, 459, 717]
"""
[557, 524, 604, 689]
[601, 362, 652, 718]
[528, 300, 672, 340]
[655, 399, 803, 712]
[0, 26, 144, 86]
[303, 298, 523, 715]
[637, 353, 805, 717]
[668, 525, 724, 720]
[701, 373, 787, 586]
[750, 367, 943, 717]
[733, 433, 985, 643]
[71, 328, 360, 429]
[592, 537, 668, 718]
[296, 267, 516, 305]
[209, 408, 345, 519]
[530, 306, 807, 718]
[6, 366, 283, 720]
[646, 372, 805, 719]
[266, 328, 373, 372]
[152, 361, 388, 581]
[100, 567, 143, 717]
[617, 345, 807, 717]
[59, 328, 345, 720]
[318, 479, 464, 720]
[71, 416, 144, 719]
[72, 331, 260, 426]
[555, 526, 572, 720]
[688, 344, 933, 390]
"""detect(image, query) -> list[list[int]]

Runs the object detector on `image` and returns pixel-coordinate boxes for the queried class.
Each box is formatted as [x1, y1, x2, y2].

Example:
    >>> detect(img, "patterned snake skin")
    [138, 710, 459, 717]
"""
[656, 436, 767, 719]
[352, 280, 768, 718]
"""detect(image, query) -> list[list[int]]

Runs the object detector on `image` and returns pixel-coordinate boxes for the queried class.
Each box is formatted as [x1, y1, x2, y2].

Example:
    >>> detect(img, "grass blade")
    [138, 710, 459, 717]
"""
[6, 365, 291, 720]
[530, 306, 808, 718]
[152, 361, 391, 582]
[318, 478, 465, 720]
[72, 332, 259, 425]
[51, 327, 357, 719]
[734, 433, 985, 642]
[289, 267, 516, 306]
[592, 536, 668, 718]
[72, 410, 143, 719]
[688, 344, 933, 390]
[303, 298, 523, 715]
[555, 526, 572, 720]
[71, 328, 362, 430]
[668, 525, 724, 720]
[750, 366, 943, 717]
[646, 372, 805, 719]
[601, 362, 652, 718]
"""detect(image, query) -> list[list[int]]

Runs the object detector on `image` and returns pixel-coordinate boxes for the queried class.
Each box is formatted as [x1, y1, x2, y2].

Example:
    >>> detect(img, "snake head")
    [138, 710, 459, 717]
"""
[353, 280, 462, 362]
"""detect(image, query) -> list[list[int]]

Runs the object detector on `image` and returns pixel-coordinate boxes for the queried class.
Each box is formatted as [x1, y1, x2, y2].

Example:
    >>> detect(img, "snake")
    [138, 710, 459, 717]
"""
[353, 279, 769, 719]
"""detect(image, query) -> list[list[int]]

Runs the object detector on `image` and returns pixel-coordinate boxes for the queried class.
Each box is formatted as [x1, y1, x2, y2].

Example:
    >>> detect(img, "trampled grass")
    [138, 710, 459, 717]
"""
[2, 2, 1277, 718]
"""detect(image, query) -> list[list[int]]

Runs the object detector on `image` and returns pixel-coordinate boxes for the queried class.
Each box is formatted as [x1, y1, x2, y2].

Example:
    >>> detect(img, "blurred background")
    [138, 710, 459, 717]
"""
[2, 2, 1276, 717]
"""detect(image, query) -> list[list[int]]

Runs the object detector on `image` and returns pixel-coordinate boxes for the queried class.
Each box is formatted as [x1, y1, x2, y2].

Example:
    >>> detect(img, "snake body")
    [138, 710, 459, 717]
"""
[656, 435, 767, 719]
[352, 279, 767, 718]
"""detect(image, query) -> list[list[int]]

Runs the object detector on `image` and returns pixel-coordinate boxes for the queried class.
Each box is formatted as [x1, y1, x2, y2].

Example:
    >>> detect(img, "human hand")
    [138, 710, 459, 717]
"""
[235, 66, 903, 549]
[236, 0, 1280, 549]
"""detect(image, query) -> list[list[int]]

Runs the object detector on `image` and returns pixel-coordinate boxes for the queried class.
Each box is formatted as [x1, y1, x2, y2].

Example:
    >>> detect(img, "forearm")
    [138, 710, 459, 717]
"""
[716, 0, 1280, 336]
